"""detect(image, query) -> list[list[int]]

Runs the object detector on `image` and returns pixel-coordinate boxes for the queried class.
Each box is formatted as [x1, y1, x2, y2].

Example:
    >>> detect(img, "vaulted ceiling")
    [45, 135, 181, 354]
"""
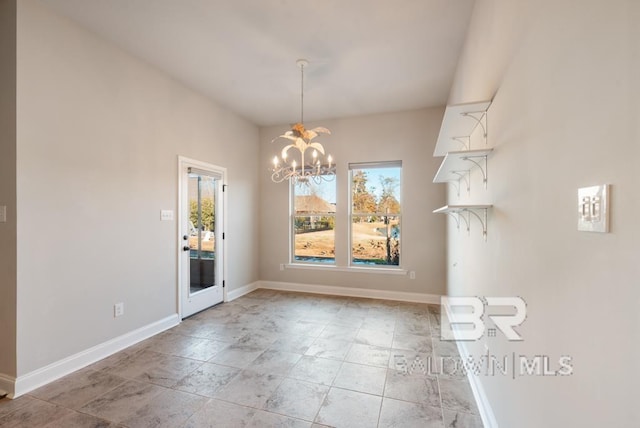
[43, 0, 475, 126]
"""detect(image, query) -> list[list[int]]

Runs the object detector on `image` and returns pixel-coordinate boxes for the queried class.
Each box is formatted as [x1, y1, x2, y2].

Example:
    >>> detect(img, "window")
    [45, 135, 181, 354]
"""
[292, 179, 336, 264]
[349, 162, 402, 267]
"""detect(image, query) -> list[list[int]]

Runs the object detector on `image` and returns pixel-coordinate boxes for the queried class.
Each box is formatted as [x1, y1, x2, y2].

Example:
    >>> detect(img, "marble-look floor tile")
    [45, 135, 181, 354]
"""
[361, 317, 396, 334]
[433, 339, 460, 358]
[30, 368, 125, 409]
[183, 398, 256, 428]
[120, 388, 207, 428]
[0, 398, 76, 428]
[270, 335, 316, 354]
[384, 369, 440, 406]
[439, 377, 480, 415]
[174, 362, 240, 397]
[97, 349, 204, 388]
[170, 319, 223, 339]
[319, 325, 359, 342]
[305, 338, 352, 361]
[443, 409, 484, 428]
[286, 321, 328, 337]
[288, 356, 342, 386]
[208, 344, 266, 368]
[355, 328, 394, 348]
[41, 409, 121, 427]
[315, 387, 382, 428]
[5, 290, 485, 428]
[145, 332, 230, 361]
[0, 395, 36, 418]
[80, 380, 165, 423]
[214, 370, 284, 408]
[248, 409, 312, 427]
[345, 344, 391, 368]
[392, 333, 432, 353]
[264, 378, 329, 421]
[395, 319, 430, 336]
[378, 397, 444, 428]
[248, 349, 302, 375]
[332, 362, 387, 395]
[235, 331, 280, 349]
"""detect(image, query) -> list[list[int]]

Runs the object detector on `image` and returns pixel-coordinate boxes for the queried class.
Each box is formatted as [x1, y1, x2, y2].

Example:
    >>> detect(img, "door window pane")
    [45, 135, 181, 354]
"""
[188, 173, 216, 293]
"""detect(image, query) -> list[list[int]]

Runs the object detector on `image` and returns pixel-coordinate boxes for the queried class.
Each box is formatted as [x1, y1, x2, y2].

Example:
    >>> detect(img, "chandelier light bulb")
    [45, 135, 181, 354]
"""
[273, 156, 279, 167]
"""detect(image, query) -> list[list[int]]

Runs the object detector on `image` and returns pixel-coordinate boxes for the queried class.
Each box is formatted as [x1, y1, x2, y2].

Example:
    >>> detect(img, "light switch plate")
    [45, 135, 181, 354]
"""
[160, 210, 174, 221]
[578, 184, 609, 233]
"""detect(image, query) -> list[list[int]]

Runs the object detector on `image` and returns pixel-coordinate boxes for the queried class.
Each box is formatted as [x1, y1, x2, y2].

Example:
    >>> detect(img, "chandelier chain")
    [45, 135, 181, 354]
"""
[300, 61, 304, 124]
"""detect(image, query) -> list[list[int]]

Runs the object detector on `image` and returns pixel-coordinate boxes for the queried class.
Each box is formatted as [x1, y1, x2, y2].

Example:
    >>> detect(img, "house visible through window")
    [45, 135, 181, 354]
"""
[350, 161, 402, 267]
[292, 179, 336, 264]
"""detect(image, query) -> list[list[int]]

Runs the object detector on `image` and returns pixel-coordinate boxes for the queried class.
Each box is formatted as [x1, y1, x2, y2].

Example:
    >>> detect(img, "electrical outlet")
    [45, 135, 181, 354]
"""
[409, 271, 416, 280]
[114, 302, 124, 317]
[0, 205, 6, 223]
[279, 264, 285, 271]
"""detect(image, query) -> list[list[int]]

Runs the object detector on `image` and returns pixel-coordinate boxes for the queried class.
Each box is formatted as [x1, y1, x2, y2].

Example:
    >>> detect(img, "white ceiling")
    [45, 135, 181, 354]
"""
[42, 0, 476, 126]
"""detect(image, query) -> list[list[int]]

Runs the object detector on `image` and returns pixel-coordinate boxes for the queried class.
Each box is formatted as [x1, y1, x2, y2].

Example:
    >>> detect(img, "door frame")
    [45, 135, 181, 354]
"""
[177, 156, 227, 319]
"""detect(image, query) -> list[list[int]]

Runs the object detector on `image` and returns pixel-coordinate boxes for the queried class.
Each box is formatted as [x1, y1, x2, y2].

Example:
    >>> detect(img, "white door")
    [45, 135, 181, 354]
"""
[179, 157, 226, 318]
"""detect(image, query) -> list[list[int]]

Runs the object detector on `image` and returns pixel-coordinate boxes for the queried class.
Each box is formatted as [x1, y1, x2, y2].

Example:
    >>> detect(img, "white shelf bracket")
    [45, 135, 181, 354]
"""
[450, 136, 471, 151]
[466, 208, 488, 241]
[461, 154, 489, 188]
[451, 170, 471, 197]
[443, 212, 461, 230]
[460, 111, 488, 146]
[433, 205, 491, 241]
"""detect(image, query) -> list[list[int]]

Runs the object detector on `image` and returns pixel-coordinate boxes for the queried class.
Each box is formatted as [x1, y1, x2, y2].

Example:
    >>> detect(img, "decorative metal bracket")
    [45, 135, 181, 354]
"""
[461, 154, 489, 188]
[433, 205, 491, 241]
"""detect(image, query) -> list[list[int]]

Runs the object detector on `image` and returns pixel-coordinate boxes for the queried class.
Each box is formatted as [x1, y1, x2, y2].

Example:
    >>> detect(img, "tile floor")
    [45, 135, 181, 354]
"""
[0, 289, 483, 427]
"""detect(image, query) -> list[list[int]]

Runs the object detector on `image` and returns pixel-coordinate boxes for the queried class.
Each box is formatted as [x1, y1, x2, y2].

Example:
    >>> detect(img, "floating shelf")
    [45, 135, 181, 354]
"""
[433, 149, 493, 196]
[433, 205, 492, 240]
[434, 101, 492, 157]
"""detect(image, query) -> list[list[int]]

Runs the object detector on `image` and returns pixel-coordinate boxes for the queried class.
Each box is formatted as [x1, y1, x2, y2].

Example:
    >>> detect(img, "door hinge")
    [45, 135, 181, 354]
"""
[223, 184, 227, 192]
[222, 232, 225, 240]
[222, 280, 226, 288]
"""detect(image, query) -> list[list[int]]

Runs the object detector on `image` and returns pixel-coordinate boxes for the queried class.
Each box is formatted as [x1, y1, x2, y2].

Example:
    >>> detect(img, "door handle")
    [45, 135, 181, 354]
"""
[183, 246, 190, 251]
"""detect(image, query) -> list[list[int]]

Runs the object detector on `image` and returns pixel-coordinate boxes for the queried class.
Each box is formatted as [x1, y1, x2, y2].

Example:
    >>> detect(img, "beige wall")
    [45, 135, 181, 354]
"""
[259, 108, 447, 295]
[447, 0, 638, 426]
[15, 0, 259, 375]
[0, 0, 17, 382]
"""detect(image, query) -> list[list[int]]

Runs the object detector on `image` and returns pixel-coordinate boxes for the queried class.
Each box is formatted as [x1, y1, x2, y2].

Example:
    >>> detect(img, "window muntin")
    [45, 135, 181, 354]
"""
[291, 179, 336, 264]
[349, 162, 402, 267]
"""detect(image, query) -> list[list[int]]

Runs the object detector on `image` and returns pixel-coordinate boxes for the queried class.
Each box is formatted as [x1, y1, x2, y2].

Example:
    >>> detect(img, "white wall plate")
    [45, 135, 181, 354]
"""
[577, 185, 610, 233]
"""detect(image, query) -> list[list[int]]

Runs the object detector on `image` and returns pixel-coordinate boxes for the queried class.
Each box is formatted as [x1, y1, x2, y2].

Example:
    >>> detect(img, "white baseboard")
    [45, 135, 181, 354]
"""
[12, 314, 179, 399]
[442, 303, 499, 428]
[227, 281, 259, 301]
[258, 280, 442, 304]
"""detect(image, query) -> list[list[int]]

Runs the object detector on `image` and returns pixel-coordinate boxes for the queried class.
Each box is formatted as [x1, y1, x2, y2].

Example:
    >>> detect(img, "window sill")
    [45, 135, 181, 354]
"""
[284, 263, 408, 276]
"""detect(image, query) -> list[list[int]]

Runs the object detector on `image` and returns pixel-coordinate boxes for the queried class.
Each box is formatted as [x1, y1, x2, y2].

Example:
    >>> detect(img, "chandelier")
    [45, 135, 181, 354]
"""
[270, 59, 335, 184]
